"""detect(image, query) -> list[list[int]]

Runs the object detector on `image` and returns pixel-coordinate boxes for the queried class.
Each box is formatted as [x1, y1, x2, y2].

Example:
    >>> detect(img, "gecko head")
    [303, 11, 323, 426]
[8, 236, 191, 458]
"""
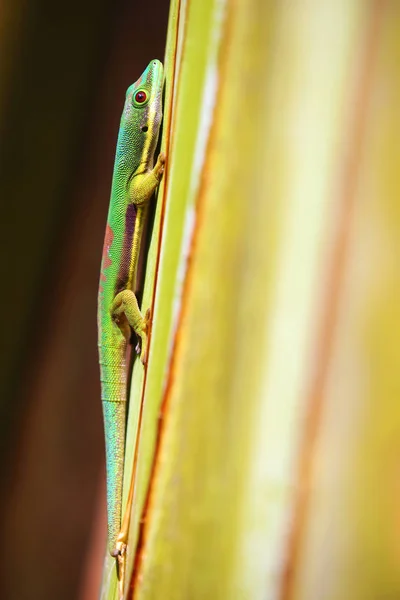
[122, 59, 164, 160]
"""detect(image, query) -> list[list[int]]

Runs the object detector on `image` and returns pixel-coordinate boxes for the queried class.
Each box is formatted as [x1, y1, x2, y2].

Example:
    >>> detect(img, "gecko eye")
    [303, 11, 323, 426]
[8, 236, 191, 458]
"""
[133, 89, 149, 107]
[135, 91, 147, 103]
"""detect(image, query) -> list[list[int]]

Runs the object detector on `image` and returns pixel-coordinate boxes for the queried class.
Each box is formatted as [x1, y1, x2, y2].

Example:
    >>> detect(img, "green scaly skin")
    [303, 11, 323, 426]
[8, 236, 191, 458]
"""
[97, 59, 165, 562]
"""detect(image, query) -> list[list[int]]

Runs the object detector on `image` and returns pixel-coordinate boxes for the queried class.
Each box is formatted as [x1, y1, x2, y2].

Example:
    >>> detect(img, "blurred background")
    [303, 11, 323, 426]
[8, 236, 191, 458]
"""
[0, 1, 169, 598]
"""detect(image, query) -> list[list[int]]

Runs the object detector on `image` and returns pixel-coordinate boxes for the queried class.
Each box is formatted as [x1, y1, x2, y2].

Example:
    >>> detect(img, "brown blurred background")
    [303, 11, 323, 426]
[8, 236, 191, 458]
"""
[0, 1, 169, 598]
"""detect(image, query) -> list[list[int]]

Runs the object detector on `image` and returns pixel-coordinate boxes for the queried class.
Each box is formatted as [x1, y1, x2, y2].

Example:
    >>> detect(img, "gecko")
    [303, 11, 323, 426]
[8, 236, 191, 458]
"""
[97, 59, 165, 585]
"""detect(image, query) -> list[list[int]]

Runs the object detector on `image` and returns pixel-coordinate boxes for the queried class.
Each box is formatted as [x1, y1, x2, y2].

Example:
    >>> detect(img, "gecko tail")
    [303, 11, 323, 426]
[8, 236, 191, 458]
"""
[102, 400, 127, 555]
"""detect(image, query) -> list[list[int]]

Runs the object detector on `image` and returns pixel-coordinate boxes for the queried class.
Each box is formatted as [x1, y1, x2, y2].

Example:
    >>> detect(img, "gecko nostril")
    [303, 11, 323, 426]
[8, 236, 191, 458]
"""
[141, 126, 148, 132]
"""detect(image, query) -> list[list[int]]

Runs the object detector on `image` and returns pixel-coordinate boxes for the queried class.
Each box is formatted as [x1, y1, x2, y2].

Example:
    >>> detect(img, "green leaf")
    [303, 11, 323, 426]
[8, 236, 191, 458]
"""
[100, 1, 390, 599]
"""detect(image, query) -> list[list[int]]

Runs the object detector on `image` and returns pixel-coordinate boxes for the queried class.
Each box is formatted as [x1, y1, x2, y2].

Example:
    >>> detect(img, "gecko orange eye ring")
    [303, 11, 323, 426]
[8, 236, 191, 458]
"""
[132, 89, 149, 107]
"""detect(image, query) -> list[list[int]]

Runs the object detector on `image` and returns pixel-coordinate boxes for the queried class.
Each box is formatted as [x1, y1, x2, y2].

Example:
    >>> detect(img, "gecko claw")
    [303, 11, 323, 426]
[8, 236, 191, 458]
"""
[139, 308, 151, 365]
[111, 540, 125, 558]
[154, 152, 166, 179]
[144, 307, 151, 325]
[114, 543, 127, 600]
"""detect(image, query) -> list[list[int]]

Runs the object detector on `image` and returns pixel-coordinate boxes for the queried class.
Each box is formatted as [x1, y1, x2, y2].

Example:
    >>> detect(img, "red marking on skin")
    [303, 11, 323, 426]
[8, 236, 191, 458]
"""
[102, 224, 114, 270]
[99, 272, 106, 293]
[99, 224, 114, 292]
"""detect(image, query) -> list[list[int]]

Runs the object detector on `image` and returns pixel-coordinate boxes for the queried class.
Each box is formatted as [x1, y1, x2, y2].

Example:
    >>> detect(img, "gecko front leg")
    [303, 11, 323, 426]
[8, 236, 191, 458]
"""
[129, 152, 165, 205]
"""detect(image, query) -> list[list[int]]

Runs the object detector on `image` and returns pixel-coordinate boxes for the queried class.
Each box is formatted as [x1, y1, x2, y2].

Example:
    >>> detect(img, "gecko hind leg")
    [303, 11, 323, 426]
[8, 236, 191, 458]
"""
[111, 290, 150, 364]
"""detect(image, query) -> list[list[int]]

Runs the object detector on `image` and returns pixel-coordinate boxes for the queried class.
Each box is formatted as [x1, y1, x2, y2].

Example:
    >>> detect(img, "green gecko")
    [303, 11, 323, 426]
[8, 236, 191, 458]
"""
[97, 59, 165, 585]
